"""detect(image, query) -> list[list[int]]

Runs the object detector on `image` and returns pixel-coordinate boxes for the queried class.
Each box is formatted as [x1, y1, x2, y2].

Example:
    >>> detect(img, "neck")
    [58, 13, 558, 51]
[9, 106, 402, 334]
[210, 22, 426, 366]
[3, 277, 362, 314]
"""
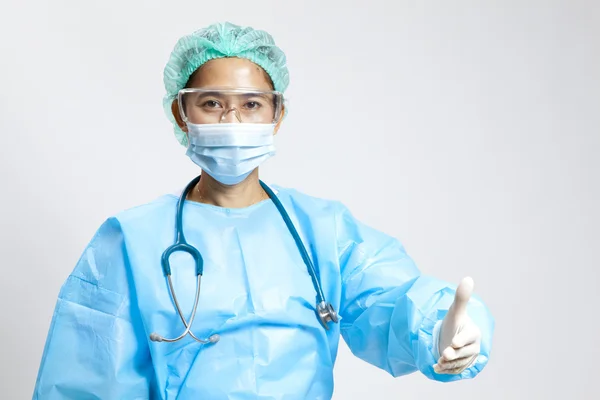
[189, 170, 267, 208]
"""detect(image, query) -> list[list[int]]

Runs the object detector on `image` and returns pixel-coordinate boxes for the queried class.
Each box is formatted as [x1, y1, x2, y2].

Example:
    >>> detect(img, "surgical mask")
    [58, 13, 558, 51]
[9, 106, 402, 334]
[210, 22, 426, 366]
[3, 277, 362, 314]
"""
[185, 123, 276, 185]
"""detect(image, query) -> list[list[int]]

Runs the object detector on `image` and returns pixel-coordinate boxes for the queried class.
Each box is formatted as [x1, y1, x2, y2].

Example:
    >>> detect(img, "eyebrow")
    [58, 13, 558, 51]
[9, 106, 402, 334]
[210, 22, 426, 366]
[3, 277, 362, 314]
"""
[241, 93, 273, 101]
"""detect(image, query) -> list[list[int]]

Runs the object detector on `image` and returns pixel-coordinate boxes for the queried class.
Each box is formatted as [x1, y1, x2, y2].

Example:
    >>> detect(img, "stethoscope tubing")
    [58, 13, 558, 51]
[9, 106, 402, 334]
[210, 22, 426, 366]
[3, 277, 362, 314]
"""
[150, 175, 336, 344]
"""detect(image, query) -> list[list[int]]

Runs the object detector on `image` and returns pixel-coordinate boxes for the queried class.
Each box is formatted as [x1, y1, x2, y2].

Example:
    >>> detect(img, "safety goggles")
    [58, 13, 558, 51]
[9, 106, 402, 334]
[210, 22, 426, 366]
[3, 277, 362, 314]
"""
[178, 88, 284, 124]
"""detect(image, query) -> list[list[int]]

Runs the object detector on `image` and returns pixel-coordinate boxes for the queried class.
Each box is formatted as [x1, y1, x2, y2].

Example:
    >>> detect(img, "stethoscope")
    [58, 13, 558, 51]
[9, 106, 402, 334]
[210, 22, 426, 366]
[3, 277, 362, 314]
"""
[149, 175, 338, 344]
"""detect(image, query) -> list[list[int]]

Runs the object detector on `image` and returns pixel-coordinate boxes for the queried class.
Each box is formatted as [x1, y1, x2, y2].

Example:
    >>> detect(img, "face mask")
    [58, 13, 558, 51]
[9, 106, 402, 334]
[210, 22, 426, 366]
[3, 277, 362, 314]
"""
[185, 123, 276, 185]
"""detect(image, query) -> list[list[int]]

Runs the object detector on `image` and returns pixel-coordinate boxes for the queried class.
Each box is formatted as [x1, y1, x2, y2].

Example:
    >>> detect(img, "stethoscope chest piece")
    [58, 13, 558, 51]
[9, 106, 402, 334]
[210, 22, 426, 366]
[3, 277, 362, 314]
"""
[317, 302, 338, 329]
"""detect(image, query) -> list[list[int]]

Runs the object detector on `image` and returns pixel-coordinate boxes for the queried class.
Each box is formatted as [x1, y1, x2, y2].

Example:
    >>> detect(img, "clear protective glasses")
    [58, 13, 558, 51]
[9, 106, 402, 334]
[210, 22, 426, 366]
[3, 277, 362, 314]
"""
[178, 88, 284, 124]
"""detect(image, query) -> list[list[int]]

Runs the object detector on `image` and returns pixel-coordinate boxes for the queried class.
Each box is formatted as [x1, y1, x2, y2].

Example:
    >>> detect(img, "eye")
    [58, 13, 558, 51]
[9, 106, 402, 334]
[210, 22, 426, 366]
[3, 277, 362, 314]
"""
[201, 100, 222, 109]
[244, 101, 262, 110]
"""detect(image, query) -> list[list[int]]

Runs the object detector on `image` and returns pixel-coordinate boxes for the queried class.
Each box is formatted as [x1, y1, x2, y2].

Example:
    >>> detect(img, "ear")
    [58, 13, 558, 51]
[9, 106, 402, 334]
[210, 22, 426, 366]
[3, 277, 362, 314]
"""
[273, 104, 285, 136]
[171, 99, 188, 133]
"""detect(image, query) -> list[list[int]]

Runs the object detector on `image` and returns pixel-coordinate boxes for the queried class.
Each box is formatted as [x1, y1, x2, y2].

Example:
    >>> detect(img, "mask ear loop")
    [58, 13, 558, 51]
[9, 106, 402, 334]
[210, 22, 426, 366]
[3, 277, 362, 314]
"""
[220, 107, 243, 123]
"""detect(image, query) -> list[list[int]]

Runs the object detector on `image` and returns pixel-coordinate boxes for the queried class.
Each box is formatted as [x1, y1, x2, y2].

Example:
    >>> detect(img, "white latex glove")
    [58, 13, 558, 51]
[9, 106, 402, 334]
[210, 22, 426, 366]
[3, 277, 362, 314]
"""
[433, 277, 481, 375]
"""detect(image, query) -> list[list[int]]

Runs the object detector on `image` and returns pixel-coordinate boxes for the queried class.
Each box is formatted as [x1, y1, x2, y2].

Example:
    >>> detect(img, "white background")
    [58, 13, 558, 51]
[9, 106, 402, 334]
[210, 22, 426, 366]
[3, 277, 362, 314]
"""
[1, 0, 598, 398]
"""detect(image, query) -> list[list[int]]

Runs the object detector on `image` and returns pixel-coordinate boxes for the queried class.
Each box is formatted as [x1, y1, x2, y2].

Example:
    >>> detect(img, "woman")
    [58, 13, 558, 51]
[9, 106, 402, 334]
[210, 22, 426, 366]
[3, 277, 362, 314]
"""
[33, 22, 494, 399]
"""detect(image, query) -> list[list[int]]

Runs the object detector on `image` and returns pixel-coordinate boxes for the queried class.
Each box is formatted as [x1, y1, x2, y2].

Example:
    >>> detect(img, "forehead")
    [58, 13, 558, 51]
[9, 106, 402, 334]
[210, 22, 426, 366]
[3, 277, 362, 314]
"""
[187, 58, 273, 91]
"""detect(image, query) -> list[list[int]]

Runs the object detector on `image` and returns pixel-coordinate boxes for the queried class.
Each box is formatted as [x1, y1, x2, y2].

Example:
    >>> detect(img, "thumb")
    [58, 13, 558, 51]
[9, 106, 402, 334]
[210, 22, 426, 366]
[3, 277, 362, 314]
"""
[439, 277, 475, 354]
[448, 276, 474, 320]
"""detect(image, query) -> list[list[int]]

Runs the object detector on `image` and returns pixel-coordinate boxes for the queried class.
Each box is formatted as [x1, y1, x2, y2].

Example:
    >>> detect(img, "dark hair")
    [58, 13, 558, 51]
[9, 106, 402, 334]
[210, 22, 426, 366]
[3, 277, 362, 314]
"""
[185, 58, 275, 90]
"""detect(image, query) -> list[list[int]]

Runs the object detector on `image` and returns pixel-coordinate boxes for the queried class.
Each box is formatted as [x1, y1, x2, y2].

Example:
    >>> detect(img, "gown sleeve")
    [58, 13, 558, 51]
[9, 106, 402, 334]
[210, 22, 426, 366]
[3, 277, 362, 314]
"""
[32, 218, 153, 399]
[335, 203, 494, 382]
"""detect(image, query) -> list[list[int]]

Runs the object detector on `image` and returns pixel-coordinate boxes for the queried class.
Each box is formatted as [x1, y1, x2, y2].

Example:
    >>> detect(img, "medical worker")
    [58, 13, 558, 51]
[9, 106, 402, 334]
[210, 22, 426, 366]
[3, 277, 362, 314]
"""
[33, 22, 495, 399]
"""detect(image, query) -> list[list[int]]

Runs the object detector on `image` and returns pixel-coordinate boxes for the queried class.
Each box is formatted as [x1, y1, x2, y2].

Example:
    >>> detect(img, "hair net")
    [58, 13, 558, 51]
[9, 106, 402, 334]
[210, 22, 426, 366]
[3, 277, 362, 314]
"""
[162, 22, 290, 146]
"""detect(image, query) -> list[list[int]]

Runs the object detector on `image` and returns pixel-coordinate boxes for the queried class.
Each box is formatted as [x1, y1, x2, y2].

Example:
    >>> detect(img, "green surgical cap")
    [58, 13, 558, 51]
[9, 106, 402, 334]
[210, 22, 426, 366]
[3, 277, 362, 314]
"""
[162, 22, 290, 146]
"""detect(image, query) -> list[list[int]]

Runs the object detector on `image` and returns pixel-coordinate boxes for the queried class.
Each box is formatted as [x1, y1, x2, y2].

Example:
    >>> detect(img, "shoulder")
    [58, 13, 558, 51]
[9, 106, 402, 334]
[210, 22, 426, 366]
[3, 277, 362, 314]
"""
[267, 183, 347, 215]
[102, 193, 179, 233]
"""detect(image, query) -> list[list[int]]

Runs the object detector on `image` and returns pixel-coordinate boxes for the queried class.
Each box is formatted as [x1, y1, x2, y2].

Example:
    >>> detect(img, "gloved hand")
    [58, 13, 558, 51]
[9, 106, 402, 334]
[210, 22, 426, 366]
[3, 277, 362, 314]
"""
[433, 277, 481, 375]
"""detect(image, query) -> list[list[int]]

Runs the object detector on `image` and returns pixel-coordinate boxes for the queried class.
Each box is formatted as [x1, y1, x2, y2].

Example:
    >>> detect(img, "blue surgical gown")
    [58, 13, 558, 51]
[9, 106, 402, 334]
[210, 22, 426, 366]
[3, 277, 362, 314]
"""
[33, 186, 494, 399]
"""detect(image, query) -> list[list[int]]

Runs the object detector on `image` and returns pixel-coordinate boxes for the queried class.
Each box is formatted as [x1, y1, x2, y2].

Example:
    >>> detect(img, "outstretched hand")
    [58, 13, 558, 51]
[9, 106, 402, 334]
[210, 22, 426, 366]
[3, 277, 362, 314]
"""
[433, 277, 481, 374]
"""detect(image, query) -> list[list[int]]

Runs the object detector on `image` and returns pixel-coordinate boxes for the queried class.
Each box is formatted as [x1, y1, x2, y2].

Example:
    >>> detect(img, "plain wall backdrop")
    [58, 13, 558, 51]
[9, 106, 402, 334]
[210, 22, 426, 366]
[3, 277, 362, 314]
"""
[1, 0, 598, 398]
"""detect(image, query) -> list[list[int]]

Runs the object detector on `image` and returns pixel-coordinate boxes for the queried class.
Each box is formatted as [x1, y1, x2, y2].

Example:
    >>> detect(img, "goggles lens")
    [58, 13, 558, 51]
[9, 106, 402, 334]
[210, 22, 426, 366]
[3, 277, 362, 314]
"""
[178, 88, 284, 124]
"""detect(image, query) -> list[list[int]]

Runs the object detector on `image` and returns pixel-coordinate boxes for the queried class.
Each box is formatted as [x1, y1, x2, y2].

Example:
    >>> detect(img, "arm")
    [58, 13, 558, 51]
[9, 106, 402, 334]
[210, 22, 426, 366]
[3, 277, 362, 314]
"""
[336, 204, 494, 382]
[33, 218, 153, 399]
